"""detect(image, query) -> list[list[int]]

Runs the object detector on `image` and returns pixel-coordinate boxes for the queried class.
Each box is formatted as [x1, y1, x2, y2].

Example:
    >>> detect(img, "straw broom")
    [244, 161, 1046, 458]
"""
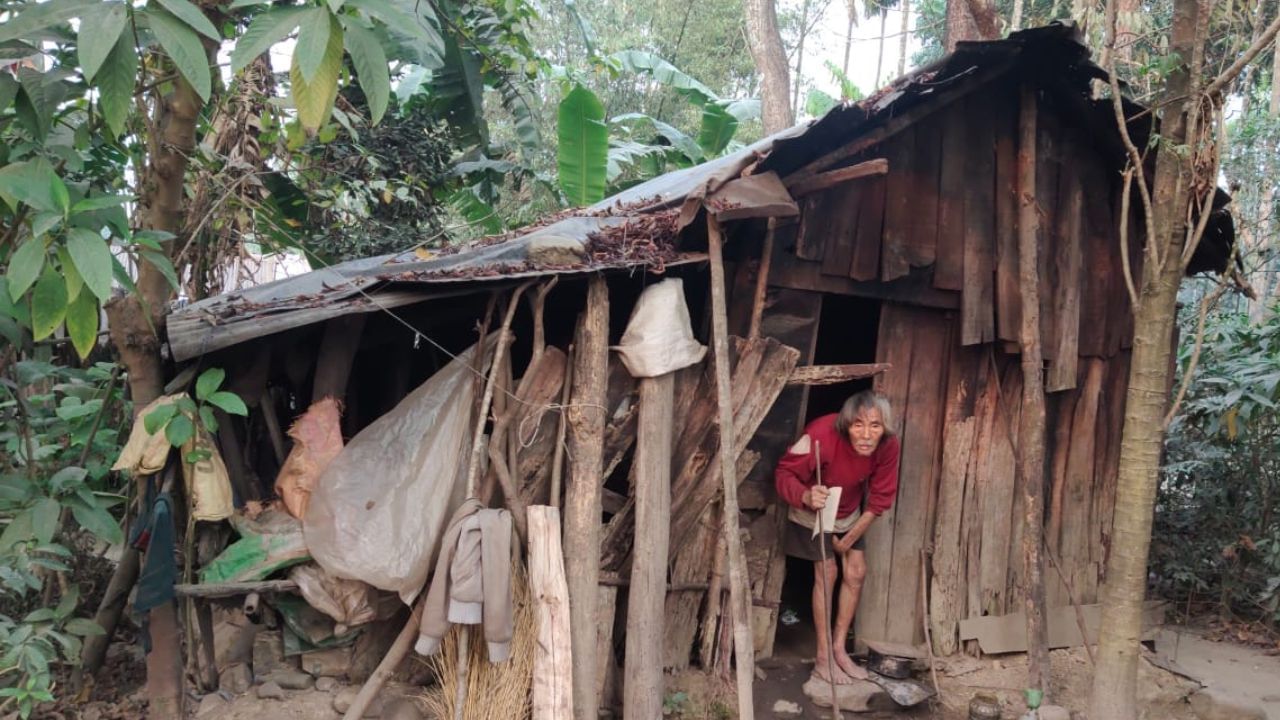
[420, 562, 536, 720]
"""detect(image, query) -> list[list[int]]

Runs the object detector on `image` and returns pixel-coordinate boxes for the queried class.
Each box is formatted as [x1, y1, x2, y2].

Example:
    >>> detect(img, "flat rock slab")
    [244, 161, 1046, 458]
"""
[801, 675, 889, 712]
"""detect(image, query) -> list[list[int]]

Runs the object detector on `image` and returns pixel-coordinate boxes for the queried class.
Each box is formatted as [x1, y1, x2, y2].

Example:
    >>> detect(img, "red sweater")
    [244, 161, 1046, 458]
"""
[774, 414, 901, 518]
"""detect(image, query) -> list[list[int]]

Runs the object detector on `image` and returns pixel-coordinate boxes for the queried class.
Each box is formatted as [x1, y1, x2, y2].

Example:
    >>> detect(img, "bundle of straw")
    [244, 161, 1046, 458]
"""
[420, 563, 535, 720]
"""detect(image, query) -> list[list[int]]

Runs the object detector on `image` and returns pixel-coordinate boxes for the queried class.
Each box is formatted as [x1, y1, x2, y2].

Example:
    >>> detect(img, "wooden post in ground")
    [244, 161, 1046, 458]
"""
[623, 371, 675, 720]
[311, 314, 367, 403]
[707, 216, 757, 719]
[530, 506, 575, 720]
[1016, 82, 1050, 694]
[565, 276, 609, 720]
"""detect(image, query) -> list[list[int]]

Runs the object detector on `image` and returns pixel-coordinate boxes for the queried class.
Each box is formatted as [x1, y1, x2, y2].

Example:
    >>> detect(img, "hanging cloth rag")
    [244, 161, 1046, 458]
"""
[415, 499, 515, 662]
[131, 477, 176, 652]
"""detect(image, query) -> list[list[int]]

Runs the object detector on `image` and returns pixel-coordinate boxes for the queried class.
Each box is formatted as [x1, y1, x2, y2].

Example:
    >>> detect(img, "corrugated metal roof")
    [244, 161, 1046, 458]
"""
[168, 23, 1113, 362]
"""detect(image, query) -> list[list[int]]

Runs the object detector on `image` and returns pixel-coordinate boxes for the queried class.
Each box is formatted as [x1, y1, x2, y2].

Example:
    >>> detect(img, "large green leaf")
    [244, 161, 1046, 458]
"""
[295, 6, 333, 83]
[0, 74, 18, 114]
[697, 102, 739, 157]
[78, 2, 129, 83]
[65, 495, 123, 546]
[32, 498, 60, 545]
[144, 7, 211, 101]
[56, 246, 84, 301]
[65, 292, 100, 359]
[65, 229, 114, 302]
[18, 66, 67, 137]
[345, 0, 443, 66]
[29, 266, 68, 340]
[289, 13, 343, 133]
[557, 85, 608, 207]
[0, 0, 102, 44]
[0, 158, 66, 213]
[96, 32, 138, 137]
[230, 6, 308, 74]
[424, 35, 487, 147]
[343, 21, 389, 125]
[611, 112, 704, 165]
[610, 50, 719, 105]
[6, 238, 46, 302]
[155, 0, 221, 40]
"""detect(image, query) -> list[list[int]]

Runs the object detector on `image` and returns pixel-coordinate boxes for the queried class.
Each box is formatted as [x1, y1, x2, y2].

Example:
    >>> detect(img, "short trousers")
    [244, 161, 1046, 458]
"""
[783, 519, 865, 562]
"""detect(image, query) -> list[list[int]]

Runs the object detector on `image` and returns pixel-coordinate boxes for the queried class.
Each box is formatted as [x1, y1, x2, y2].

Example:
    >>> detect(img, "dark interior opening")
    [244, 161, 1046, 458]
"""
[773, 292, 881, 660]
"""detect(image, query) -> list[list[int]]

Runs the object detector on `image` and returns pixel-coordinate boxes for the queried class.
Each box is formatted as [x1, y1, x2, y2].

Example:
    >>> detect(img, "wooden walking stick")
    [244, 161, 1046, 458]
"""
[813, 440, 841, 720]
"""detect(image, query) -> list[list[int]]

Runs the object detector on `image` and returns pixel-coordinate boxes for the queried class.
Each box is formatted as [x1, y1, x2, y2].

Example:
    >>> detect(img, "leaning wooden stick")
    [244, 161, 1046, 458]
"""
[814, 440, 841, 720]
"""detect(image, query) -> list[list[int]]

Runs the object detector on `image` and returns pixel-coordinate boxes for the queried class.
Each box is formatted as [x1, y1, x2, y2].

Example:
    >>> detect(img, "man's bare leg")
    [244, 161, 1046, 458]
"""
[833, 549, 868, 679]
[811, 557, 850, 683]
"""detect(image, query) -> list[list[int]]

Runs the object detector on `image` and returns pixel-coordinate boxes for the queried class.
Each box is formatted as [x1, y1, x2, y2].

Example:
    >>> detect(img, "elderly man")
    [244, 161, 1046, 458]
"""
[775, 390, 900, 684]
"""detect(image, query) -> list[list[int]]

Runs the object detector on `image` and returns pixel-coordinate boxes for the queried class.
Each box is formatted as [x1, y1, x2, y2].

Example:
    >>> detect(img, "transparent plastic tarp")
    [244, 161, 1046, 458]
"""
[303, 339, 489, 604]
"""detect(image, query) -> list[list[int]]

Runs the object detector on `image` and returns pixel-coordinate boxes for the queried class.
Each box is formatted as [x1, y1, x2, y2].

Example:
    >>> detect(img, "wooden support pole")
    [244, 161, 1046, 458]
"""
[748, 220, 777, 340]
[72, 547, 140, 689]
[311, 314, 367, 403]
[565, 276, 609, 720]
[623, 372, 675, 720]
[1016, 82, 1051, 695]
[530, 506, 575, 720]
[707, 216, 757, 720]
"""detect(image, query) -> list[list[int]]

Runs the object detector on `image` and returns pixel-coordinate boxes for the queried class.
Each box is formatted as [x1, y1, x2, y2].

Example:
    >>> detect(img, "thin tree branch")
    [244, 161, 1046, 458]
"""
[1204, 11, 1280, 97]
[1118, 168, 1141, 308]
[1164, 281, 1227, 428]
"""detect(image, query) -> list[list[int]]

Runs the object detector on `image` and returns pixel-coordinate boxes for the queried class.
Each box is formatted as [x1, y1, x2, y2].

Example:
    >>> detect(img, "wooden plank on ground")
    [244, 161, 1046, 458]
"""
[961, 95, 997, 346]
[850, 176, 886, 281]
[906, 114, 943, 269]
[934, 103, 968, 291]
[858, 303, 916, 642]
[880, 127, 917, 282]
[529, 506, 574, 720]
[884, 309, 950, 644]
[995, 86, 1020, 342]
[959, 601, 1167, 654]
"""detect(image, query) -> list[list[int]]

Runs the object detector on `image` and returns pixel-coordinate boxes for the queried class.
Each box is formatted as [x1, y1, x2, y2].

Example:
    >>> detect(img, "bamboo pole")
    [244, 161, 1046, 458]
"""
[707, 216, 756, 719]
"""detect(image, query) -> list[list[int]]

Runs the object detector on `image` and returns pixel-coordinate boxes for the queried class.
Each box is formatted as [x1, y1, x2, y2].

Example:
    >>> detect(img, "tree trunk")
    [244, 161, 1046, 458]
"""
[1011, 0, 1024, 30]
[845, 1, 858, 78]
[875, 9, 888, 88]
[945, 0, 998, 51]
[1251, 37, 1279, 320]
[745, 0, 794, 133]
[792, 0, 811, 119]
[1015, 82, 1050, 695]
[898, 0, 910, 77]
[1090, 0, 1200, 716]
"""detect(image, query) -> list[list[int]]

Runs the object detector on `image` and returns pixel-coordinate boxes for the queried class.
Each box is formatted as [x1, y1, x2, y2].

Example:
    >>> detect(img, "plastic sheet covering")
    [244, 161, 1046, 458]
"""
[289, 563, 379, 630]
[201, 503, 310, 583]
[181, 429, 234, 521]
[112, 394, 186, 476]
[275, 398, 344, 519]
[612, 278, 707, 378]
[303, 338, 489, 604]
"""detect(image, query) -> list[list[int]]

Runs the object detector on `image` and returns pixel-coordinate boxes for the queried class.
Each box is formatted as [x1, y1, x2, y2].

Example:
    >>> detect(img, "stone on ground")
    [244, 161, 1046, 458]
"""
[772, 698, 803, 716]
[315, 676, 339, 692]
[219, 662, 253, 694]
[1188, 689, 1267, 720]
[269, 668, 315, 690]
[802, 674, 887, 712]
[195, 693, 229, 718]
[334, 687, 386, 718]
[1038, 705, 1071, 720]
[255, 681, 285, 700]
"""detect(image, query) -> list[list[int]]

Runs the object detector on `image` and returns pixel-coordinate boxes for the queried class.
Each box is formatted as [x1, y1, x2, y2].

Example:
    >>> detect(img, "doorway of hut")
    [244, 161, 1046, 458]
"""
[770, 291, 881, 663]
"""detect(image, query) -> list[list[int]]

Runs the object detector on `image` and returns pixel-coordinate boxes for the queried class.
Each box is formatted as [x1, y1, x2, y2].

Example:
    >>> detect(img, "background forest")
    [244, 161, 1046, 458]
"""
[0, 0, 1277, 716]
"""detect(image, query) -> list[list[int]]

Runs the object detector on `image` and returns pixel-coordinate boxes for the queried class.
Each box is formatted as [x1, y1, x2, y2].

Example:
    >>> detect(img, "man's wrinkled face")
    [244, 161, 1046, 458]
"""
[847, 407, 885, 457]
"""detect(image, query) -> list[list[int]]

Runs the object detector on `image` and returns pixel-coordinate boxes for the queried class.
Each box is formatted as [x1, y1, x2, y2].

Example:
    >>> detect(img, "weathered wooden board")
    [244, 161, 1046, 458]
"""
[994, 86, 1021, 343]
[1077, 154, 1115, 357]
[663, 506, 719, 670]
[851, 176, 886, 281]
[1046, 136, 1084, 392]
[906, 115, 943, 269]
[961, 95, 997, 346]
[979, 360, 1020, 617]
[1060, 359, 1104, 604]
[934, 103, 968, 292]
[929, 343, 986, 654]
[858, 303, 917, 642]
[1035, 107, 1063, 363]
[529, 506, 574, 720]
[770, 239, 959, 310]
[881, 127, 917, 281]
[884, 310, 950, 643]
[818, 182, 864, 279]
[795, 194, 826, 262]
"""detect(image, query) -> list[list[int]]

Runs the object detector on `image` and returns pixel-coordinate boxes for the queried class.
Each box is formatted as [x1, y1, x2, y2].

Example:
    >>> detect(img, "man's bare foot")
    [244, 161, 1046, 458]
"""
[813, 660, 856, 685]
[834, 652, 868, 680]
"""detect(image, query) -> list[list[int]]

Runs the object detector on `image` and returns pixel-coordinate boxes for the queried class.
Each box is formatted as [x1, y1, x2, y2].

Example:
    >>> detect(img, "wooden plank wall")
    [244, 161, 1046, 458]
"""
[781, 80, 1142, 651]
